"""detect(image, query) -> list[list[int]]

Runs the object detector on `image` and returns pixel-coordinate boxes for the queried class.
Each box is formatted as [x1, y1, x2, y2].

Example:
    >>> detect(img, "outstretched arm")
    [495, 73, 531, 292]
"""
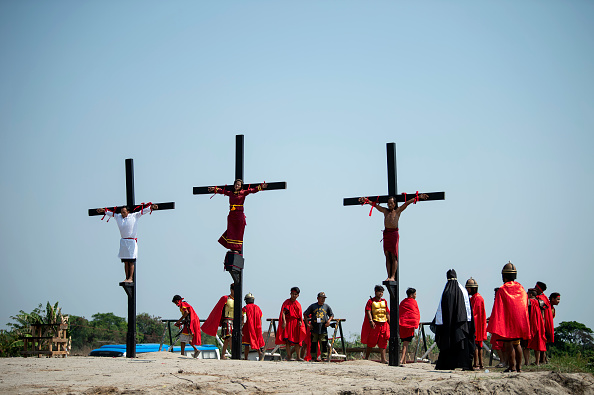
[208, 186, 233, 196]
[244, 183, 268, 196]
[396, 193, 428, 214]
[358, 197, 388, 214]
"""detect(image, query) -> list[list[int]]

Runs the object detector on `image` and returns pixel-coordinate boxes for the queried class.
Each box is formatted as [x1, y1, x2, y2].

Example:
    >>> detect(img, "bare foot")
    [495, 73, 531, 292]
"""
[124, 279, 133, 283]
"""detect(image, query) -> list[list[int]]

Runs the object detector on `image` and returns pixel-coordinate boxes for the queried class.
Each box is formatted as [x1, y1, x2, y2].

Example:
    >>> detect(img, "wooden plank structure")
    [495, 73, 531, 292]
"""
[88, 158, 175, 358]
[263, 318, 347, 362]
[343, 142, 445, 366]
[193, 135, 287, 360]
[22, 323, 69, 358]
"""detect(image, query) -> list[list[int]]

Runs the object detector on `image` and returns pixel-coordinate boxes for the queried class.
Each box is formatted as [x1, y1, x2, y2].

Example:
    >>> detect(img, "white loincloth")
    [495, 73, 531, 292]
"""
[118, 238, 138, 260]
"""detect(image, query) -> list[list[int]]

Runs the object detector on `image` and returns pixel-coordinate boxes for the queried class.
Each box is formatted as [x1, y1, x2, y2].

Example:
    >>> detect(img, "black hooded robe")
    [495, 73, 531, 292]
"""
[430, 269, 475, 370]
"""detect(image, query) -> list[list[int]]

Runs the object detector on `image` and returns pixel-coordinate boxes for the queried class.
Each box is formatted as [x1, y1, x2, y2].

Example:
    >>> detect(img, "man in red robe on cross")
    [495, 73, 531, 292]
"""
[208, 179, 267, 252]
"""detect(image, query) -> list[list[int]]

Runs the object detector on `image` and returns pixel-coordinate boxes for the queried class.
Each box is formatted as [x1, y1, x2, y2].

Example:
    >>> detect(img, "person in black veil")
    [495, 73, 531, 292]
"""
[430, 269, 475, 370]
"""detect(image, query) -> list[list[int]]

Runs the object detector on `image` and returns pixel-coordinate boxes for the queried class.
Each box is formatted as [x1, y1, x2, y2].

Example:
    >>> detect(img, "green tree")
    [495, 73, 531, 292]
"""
[136, 313, 165, 343]
[551, 321, 594, 357]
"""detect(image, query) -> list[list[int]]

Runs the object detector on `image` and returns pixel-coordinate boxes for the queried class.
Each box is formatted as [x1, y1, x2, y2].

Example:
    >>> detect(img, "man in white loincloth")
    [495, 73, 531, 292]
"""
[96, 203, 157, 283]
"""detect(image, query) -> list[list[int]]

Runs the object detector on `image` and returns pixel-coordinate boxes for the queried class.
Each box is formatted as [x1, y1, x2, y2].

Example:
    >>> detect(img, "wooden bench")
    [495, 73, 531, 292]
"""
[22, 323, 69, 358]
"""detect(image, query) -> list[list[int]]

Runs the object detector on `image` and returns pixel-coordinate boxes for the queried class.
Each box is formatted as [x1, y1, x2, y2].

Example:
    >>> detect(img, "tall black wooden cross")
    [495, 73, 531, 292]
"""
[88, 158, 175, 358]
[193, 134, 287, 360]
[343, 142, 444, 366]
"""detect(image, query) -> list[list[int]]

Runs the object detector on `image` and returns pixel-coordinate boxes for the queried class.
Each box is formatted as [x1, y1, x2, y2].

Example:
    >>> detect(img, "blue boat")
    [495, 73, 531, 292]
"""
[89, 343, 219, 358]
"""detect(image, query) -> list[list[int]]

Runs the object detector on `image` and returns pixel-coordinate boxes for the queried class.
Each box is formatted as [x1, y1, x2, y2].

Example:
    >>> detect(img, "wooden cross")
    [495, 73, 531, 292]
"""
[88, 158, 175, 358]
[193, 134, 287, 360]
[343, 142, 444, 366]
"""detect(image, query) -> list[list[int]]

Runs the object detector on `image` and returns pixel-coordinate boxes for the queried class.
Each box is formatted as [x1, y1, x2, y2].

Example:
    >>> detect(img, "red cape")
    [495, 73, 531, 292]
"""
[537, 294, 554, 342]
[180, 301, 201, 346]
[361, 298, 390, 344]
[399, 297, 420, 329]
[487, 281, 530, 339]
[202, 295, 229, 337]
[528, 298, 547, 351]
[242, 303, 265, 349]
[470, 293, 487, 342]
[275, 299, 306, 345]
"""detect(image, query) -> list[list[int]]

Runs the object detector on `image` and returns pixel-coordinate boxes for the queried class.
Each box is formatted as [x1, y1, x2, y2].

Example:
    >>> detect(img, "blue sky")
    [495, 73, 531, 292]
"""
[1, 1, 593, 339]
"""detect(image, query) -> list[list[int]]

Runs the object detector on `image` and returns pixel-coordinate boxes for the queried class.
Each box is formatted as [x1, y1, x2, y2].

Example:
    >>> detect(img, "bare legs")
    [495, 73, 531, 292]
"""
[124, 261, 135, 282]
[384, 251, 397, 281]
[365, 347, 387, 364]
[285, 342, 302, 361]
[400, 341, 410, 365]
[221, 337, 231, 360]
[474, 346, 484, 369]
[504, 341, 523, 372]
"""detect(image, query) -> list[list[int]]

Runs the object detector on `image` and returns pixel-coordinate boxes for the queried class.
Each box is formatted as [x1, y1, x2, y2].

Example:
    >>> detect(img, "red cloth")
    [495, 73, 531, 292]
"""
[537, 294, 554, 342]
[179, 301, 201, 346]
[242, 303, 265, 349]
[361, 298, 390, 348]
[528, 299, 547, 352]
[399, 297, 420, 330]
[382, 228, 399, 255]
[399, 326, 415, 339]
[490, 333, 503, 350]
[470, 293, 487, 342]
[275, 299, 307, 345]
[202, 295, 229, 337]
[216, 186, 262, 250]
[487, 281, 530, 340]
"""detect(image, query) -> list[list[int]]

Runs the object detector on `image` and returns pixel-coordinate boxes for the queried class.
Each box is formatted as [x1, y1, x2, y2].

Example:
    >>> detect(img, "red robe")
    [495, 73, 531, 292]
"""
[470, 293, 487, 343]
[361, 298, 391, 346]
[382, 228, 399, 255]
[275, 299, 307, 345]
[537, 294, 554, 342]
[178, 301, 201, 346]
[528, 298, 547, 352]
[398, 297, 420, 339]
[215, 185, 263, 250]
[202, 295, 229, 337]
[242, 303, 265, 349]
[486, 281, 529, 340]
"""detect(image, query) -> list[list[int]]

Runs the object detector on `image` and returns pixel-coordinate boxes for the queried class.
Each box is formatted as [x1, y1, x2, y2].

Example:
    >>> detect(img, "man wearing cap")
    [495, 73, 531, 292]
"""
[303, 292, 334, 362]
[466, 278, 487, 370]
[487, 261, 530, 372]
[242, 292, 265, 360]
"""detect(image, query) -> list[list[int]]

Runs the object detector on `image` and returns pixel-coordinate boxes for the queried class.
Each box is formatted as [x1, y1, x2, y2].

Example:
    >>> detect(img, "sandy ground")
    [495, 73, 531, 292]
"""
[1, 352, 593, 394]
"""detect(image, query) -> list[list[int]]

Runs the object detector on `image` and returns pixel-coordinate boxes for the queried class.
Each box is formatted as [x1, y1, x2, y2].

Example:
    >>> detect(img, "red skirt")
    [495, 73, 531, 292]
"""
[218, 210, 246, 250]
[383, 228, 399, 255]
[367, 321, 389, 349]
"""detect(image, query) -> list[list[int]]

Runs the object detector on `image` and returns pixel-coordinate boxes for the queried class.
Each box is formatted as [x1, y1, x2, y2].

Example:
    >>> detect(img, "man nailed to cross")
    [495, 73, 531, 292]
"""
[208, 180, 267, 253]
[96, 203, 158, 283]
[359, 194, 428, 282]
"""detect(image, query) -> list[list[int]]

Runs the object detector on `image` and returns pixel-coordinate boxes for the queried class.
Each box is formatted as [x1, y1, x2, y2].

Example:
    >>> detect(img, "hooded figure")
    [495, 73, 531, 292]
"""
[430, 269, 475, 370]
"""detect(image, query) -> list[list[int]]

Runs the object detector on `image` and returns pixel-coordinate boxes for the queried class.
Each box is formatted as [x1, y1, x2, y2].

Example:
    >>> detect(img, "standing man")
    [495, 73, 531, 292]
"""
[361, 285, 391, 364]
[208, 180, 267, 253]
[202, 284, 235, 360]
[466, 278, 487, 370]
[359, 194, 428, 281]
[172, 295, 201, 358]
[525, 288, 547, 366]
[431, 269, 474, 371]
[97, 203, 158, 283]
[276, 287, 306, 361]
[487, 262, 530, 373]
[303, 292, 334, 362]
[399, 287, 420, 366]
[242, 292, 265, 360]
[549, 292, 561, 321]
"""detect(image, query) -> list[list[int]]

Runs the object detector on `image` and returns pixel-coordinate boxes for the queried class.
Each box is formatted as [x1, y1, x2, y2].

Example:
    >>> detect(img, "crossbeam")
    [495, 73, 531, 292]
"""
[88, 202, 175, 216]
[193, 183, 286, 195]
[343, 192, 444, 206]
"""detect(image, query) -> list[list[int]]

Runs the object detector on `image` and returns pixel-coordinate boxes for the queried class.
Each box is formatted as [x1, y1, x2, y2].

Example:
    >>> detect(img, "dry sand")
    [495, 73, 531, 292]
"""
[1, 352, 593, 394]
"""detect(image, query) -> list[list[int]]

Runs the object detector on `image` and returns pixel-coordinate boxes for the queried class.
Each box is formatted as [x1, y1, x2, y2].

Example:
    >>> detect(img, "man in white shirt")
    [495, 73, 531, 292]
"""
[97, 203, 157, 283]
